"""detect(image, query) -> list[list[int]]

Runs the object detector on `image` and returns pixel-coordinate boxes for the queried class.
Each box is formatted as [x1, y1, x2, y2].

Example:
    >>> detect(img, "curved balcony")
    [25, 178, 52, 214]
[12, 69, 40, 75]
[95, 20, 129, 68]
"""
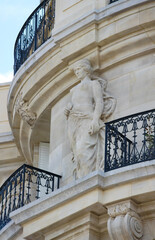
[4, 0, 155, 238]
[8, 0, 155, 185]
[1, 110, 154, 230]
[105, 109, 155, 171]
[0, 164, 61, 230]
[14, 0, 55, 74]
[13, 0, 120, 75]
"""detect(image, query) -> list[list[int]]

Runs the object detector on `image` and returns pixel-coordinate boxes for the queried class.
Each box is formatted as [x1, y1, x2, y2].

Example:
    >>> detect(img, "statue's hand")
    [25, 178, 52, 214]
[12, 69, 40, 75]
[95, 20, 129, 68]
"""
[88, 120, 100, 135]
[64, 107, 70, 118]
[64, 103, 73, 118]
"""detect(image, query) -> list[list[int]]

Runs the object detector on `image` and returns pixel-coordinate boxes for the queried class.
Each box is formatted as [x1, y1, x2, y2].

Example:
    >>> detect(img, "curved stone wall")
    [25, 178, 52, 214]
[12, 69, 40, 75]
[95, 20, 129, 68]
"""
[7, 0, 155, 184]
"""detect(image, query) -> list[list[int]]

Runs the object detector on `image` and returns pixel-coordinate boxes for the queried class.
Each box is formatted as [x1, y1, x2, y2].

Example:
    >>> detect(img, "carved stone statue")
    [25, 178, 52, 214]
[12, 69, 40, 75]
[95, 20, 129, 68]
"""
[15, 92, 37, 127]
[65, 59, 116, 179]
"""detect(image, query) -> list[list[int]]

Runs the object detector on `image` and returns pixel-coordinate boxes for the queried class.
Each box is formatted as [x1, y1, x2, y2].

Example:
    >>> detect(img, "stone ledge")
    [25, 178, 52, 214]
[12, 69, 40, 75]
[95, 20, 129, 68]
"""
[53, 0, 151, 41]
[0, 132, 14, 143]
[10, 160, 155, 226]
[0, 82, 11, 87]
[0, 220, 21, 240]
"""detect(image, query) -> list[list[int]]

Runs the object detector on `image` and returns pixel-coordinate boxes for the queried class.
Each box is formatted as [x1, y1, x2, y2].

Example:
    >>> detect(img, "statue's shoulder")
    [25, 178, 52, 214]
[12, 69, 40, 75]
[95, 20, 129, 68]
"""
[70, 84, 79, 93]
[92, 77, 107, 92]
[92, 79, 102, 88]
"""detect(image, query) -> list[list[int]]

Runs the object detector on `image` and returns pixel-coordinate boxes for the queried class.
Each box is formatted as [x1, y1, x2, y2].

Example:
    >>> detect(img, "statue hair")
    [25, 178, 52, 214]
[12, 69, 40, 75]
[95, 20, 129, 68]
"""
[73, 59, 93, 76]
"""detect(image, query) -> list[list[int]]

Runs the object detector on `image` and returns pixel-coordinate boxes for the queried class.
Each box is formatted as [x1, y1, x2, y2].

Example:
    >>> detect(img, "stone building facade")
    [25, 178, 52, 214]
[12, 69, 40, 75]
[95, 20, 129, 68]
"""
[0, 0, 155, 239]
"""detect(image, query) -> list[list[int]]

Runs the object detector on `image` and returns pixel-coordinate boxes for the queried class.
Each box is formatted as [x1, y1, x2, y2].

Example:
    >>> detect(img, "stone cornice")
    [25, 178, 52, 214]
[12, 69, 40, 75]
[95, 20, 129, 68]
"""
[0, 82, 11, 87]
[0, 132, 14, 143]
[10, 161, 155, 225]
[53, 0, 152, 42]
[0, 162, 154, 239]
[0, 220, 21, 240]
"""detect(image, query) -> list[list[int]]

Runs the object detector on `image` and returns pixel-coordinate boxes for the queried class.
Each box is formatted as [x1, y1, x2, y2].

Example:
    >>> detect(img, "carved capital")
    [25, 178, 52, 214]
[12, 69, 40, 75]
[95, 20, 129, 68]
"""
[108, 201, 137, 218]
[107, 201, 143, 240]
[15, 93, 37, 127]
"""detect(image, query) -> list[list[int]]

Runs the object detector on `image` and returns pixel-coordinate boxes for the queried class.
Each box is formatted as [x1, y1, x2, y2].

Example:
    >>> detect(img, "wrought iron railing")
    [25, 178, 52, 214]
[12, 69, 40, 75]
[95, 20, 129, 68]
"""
[110, 0, 119, 3]
[0, 164, 61, 230]
[14, 0, 55, 74]
[105, 109, 155, 172]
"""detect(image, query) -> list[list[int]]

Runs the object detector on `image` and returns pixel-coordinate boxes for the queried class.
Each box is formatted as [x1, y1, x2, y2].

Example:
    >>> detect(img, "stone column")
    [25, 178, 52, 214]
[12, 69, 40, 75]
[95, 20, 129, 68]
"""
[107, 200, 143, 240]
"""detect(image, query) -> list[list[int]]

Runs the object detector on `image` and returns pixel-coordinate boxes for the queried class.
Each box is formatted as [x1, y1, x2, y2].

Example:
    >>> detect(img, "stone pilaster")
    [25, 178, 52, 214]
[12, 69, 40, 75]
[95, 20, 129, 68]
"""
[107, 200, 143, 240]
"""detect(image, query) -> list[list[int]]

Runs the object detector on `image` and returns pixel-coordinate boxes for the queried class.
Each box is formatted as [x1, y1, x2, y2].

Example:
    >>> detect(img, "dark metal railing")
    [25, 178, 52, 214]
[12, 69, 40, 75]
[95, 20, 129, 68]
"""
[0, 164, 61, 230]
[105, 109, 155, 172]
[14, 0, 55, 74]
[110, 0, 119, 3]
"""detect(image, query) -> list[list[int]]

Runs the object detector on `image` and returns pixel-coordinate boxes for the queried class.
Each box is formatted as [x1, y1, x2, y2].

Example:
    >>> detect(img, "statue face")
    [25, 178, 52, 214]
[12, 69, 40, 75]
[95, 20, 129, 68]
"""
[74, 66, 88, 80]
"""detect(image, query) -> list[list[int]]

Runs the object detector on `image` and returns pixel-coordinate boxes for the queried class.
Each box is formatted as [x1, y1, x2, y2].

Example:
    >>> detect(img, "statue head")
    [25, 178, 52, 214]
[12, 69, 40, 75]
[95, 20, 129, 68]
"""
[73, 59, 93, 80]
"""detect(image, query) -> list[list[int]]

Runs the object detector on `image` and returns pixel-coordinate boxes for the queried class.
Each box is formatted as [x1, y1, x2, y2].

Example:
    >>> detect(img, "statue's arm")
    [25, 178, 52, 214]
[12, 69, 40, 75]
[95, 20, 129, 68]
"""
[92, 80, 104, 121]
[64, 89, 74, 119]
[89, 81, 104, 135]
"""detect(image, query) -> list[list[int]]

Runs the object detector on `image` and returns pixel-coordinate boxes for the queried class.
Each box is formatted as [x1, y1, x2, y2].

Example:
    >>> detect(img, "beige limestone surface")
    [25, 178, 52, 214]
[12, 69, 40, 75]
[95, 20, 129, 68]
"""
[7, 1, 155, 179]
[0, 83, 24, 185]
[0, 162, 154, 240]
[1, 0, 155, 239]
[0, 83, 11, 133]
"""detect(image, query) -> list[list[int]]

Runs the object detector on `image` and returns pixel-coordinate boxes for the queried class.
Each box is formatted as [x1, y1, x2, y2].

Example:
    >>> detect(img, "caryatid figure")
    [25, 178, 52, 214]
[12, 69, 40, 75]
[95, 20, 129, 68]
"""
[65, 59, 116, 179]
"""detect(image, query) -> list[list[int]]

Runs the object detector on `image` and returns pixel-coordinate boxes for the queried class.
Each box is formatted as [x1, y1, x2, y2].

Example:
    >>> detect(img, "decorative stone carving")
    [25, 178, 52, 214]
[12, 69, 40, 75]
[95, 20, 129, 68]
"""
[15, 92, 37, 127]
[65, 59, 116, 179]
[107, 201, 143, 240]
[108, 201, 136, 218]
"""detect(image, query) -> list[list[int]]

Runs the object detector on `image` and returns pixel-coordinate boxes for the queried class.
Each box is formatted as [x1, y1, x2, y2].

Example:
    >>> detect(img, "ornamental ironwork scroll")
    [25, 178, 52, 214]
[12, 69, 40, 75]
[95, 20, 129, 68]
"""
[14, 0, 55, 74]
[0, 164, 61, 230]
[105, 109, 155, 171]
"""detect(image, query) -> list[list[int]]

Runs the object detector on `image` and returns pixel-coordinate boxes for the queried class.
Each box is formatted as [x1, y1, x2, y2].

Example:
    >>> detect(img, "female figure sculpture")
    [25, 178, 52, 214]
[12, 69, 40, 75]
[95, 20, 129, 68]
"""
[65, 59, 116, 178]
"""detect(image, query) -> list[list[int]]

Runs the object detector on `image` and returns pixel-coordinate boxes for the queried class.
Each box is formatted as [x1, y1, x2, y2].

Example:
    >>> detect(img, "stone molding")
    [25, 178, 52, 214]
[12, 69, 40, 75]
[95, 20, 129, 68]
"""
[5, 168, 154, 239]
[0, 132, 14, 143]
[0, 220, 21, 240]
[0, 82, 11, 87]
[0, 168, 154, 239]
[15, 92, 37, 127]
[108, 201, 137, 217]
[53, 0, 151, 41]
[10, 162, 154, 225]
[107, 200, 143, 240]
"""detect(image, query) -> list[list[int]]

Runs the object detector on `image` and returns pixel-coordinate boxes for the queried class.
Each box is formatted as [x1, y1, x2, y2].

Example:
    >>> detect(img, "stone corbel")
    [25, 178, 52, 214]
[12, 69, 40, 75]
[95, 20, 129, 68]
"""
[107, 200, 143, 240]
[15, 92, 37, 127]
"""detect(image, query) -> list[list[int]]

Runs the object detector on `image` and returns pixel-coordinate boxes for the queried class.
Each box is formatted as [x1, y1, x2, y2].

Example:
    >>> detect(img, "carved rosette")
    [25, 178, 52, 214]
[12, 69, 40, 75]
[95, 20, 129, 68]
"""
[107, 201, 143, 240]
[15, 93, 37, 127]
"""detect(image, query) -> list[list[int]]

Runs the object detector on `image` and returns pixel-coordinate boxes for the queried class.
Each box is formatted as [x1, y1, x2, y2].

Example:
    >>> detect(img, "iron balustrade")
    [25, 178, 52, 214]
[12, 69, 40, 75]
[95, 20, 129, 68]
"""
[13, 0, 120, 74]
[105, 109, 155, 172]
[0, 164, 61, 230]
[14, 0, 55, 74]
